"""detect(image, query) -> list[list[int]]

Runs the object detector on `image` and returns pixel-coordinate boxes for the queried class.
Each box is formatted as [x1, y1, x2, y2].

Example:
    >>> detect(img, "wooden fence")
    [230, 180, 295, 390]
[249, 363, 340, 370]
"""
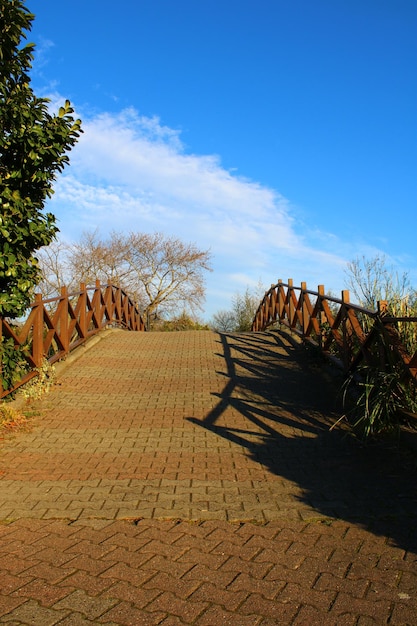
[252, 279, 417, 380]
[0, 281, 146, 398]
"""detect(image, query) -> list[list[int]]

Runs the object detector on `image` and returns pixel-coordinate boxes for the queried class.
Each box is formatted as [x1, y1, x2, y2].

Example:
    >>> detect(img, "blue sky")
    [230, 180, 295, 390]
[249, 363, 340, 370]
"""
[28, 0, 417, 318]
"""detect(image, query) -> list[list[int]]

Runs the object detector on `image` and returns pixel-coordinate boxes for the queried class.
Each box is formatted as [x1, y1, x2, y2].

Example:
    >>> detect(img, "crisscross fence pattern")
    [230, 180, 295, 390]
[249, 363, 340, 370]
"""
[0, 281, 146, 398]
[252, 279, 417, 381]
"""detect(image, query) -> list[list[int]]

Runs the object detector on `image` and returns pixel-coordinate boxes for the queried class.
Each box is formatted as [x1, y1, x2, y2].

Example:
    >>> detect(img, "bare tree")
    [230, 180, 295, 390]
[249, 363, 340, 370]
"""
[345, 255, 415, 312]
[38, 230, 212, 325]
[210, 282, 265, 332]
[123, 232, 212, 320]
[231, 287, 263, 331]
[67, 230, 132, 288]
[210, 309, 236, 332]
[37, 240, 73, 298]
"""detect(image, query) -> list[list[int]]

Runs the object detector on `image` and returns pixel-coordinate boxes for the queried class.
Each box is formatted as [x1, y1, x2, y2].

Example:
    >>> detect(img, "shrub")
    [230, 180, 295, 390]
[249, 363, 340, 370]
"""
[21, 358, 56, 402]
[339, 362, 417, 439]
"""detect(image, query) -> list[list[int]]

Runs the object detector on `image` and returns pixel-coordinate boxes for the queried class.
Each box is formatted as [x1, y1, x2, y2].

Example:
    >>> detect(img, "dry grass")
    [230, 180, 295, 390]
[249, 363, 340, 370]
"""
[0, 403, 29, 435]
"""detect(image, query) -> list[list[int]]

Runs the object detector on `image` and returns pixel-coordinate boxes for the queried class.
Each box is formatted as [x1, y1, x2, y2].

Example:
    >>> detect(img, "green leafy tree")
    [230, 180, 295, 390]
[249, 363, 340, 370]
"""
[0, 0, 82, 318]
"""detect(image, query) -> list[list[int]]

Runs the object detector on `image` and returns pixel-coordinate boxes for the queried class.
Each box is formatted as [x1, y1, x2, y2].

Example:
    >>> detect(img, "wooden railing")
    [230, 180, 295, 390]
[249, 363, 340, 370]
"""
[252, 279, 417, 380]
[0, 281, 146, 398]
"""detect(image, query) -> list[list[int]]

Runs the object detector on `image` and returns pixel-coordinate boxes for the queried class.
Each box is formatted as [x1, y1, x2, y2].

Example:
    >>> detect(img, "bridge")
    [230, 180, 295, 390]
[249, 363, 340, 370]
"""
[0, 311, 416, 623]
[1, 277, 416, 400]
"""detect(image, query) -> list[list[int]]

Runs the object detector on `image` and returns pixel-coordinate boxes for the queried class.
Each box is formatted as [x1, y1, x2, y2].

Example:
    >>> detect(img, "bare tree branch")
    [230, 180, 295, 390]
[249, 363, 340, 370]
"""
[38, 230, 213, 325]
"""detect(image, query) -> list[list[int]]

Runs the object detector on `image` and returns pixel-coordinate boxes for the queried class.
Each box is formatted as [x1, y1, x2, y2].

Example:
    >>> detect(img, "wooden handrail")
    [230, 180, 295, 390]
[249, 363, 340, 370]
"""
[251, 279, 417, 380]
[0, 281, 146, 398]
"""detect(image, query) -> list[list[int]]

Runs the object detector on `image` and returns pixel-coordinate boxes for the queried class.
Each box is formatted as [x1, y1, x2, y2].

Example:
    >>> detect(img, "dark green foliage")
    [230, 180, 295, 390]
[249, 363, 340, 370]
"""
[0, 335, 29, 391]
[0, 0, 82, 318]
[340, 362, 417, 439]
[338, 255, 417, 437]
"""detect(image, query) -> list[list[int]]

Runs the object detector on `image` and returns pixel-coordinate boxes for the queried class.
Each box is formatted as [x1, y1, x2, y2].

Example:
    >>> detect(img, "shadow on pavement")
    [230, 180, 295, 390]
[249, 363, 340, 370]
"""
[189, 330, 417, 554]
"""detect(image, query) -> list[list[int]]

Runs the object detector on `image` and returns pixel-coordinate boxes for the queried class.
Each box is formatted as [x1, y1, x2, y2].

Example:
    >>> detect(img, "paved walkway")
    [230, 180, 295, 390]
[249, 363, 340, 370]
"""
[0, 329, 416, 624]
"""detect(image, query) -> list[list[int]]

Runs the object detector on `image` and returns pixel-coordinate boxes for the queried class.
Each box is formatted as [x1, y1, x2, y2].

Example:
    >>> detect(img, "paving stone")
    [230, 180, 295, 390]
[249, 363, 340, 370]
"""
[0, 598, 69, 625]
[0, 329, 416, 625]
[97, 602, 166, 625]
[146, 590, 208, 622]
[11, 579, 73, 607]
[52, 589, 118, 620]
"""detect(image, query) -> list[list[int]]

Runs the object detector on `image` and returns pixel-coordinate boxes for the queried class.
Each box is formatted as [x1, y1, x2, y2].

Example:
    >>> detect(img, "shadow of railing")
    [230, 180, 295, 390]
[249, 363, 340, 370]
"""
[189, 330, 417, 554]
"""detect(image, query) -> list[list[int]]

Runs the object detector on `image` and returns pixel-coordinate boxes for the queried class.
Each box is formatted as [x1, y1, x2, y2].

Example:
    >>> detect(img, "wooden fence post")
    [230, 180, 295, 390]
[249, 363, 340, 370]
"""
[79, 283, 87, 338]
[378, 301, 388, 315]
[93, 279, 101, 330]
[287, 279, 294, 327]
[377, 300, 389, 369]
[341, 290, 350, 367]
[32, 293, 44, 368]
[60, 286, 69, 355]
[270, 284, 277, 323]
[277, 279, 283, 321]
[317, 285, 326, 349]
[301, 281, 308, 334]
[114, 285, 122, 326]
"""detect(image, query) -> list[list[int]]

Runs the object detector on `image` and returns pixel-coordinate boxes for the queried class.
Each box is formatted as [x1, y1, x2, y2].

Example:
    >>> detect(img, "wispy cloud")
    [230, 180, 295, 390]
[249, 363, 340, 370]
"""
[48, 104, 355, 316]
[30, 37, 55, 75]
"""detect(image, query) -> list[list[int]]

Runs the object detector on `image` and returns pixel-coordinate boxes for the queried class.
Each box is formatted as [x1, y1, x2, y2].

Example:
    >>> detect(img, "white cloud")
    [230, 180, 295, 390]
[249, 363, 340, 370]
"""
[31, 37, 55, 74]
[47, 104, 356, 317]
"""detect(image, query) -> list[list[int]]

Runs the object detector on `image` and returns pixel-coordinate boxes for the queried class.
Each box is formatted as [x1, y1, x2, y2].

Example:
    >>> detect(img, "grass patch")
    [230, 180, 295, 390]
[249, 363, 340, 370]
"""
[0, 403, 30, 434]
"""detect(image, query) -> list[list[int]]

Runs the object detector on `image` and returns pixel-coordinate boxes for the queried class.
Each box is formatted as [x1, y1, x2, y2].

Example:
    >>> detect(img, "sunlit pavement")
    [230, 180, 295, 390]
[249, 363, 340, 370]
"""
[0, 329, 416, 624]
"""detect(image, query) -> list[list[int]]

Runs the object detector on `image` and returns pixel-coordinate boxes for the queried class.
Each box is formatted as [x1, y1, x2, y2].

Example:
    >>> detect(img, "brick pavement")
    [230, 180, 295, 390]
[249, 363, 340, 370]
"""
[0, 329, 416, 624]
